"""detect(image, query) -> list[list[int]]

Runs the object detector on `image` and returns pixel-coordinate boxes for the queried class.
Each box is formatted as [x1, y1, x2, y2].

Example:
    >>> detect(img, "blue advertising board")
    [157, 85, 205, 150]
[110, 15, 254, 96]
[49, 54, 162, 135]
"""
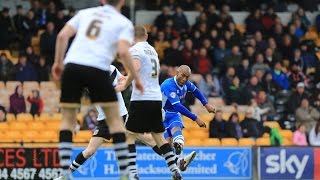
[259, 147, 314, 180]
[73, 146, 252, 180]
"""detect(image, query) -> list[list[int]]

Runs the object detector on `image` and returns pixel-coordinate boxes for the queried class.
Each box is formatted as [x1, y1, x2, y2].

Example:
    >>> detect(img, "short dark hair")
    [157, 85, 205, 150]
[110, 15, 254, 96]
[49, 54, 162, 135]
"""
[108, 0, 121, 6]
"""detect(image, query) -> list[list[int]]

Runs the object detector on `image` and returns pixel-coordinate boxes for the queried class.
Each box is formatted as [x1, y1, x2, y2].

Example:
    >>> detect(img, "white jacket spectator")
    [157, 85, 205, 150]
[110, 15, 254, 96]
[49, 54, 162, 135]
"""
[309, 122, 320, 146]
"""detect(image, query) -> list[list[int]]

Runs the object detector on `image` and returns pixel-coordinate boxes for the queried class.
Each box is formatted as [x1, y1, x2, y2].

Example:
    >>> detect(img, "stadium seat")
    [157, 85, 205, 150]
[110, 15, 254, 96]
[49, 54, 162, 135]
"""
[222, 113, 231, 120]
[45, 121, 60, 130]
[256, 137, 271, 146]
[52, 113, 62, 121]
[29, 121, 46, 131]
[202, 138, 221, 146]
[9, 121, 29, 130]
[221, 138, 238, 146]
[38, 113, 52, 121]
[238, 138, 255, 146]
[190, 129, 209, 139]
[40, 81, 57, 90]
[283, 138, 293, 146]
[6, 113, 16, 121]
[1, 131, 22, 142]
[185, 139, 203, 146]
[6, 81, 22, 92]
[74, 130, 92, 142]
[279, 130, 293, 139]
[21, 131, 40, 142]
[16, 113, 34, 121]
[263, 121, 281, 129]
[23, 81, 39, 90]
[38, 131, 58, 142]
[238, 113, 245, 121]
[0, 123, 9, 131]
[200, 113, 214, 122]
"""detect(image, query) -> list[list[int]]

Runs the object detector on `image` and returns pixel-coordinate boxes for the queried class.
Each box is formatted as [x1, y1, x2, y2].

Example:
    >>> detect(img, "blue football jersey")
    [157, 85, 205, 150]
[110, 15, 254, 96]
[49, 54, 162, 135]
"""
[161, 77, 196, 113]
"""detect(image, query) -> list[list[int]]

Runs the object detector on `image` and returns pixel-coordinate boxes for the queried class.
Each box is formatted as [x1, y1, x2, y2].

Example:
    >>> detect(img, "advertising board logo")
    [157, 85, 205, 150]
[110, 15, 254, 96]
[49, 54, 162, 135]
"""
[78, 154, 97, 177]
[224, 150, 249, 176]
[265, 149, 309, 179]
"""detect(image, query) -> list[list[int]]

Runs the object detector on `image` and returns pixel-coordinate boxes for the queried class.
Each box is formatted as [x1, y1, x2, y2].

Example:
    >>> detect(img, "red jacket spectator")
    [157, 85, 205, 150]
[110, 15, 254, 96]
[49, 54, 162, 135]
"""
[194, 48, 212, 75]
[27, 90, 44, 116]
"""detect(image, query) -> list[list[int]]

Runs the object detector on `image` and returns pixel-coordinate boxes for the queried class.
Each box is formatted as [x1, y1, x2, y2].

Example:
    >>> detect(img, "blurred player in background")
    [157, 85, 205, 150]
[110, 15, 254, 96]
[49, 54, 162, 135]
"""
[52, 0, 143, 179]
[161, 65, 215, 155]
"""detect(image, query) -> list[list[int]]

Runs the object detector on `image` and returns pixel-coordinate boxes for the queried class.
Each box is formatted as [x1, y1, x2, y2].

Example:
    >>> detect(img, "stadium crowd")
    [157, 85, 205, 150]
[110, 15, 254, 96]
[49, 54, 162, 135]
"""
[0, 0, 320, 146]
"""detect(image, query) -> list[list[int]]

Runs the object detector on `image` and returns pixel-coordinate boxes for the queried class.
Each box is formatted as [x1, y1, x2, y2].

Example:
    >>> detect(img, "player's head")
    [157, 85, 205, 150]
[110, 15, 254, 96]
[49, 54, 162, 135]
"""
[176, 65, 191, 86]
[134, 25, 148, 42]
[100, 0, 125, 8]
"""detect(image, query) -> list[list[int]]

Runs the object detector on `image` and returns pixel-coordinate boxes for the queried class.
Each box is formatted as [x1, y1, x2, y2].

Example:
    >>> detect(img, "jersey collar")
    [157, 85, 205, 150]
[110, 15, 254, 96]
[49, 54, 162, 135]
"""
[174, 76, 183, 90]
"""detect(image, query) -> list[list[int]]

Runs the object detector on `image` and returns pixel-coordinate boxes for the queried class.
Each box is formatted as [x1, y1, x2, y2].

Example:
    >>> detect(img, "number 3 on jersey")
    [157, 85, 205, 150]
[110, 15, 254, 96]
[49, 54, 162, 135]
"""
[151, 58, 158, 78]
[86, 19, 102, 40]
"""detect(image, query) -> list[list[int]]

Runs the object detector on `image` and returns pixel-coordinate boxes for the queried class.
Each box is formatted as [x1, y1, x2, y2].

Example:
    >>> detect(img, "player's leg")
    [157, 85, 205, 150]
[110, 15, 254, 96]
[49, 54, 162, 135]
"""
[69, 137, 104, 172]
[125, 131, 139, 179]
[151, 132, 182, 180]
[57, 64, 83, 179]
[164, 114, 185, 155]
[171, 126, 184, 155]
[89, 68, 130, 179]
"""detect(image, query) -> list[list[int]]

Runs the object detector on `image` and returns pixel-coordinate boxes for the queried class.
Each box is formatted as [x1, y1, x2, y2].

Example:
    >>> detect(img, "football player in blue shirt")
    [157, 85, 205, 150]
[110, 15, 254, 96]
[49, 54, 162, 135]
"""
[161, 65, 216, 155]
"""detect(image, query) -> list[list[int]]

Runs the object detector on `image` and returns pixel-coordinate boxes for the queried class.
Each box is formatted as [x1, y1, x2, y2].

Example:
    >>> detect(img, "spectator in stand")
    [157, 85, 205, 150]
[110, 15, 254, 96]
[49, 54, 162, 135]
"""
[13, 5, 25, 36]
[54, 10, 67, 32]
[255, 31, 267, 52]
[288, 64, 305, 89]
[264, 48, 278, 68]
[163, 39, 183, 67]
[244, 45, 256, 64]
[237, 59, 251, 84]
[219, 4, 234, 28]
[268, 37, 282, 62]
[206, 4, 219, 28]
[194, 47, 212, 75]
[227, 76, 243, 105]
[241, 108, 264, 138]
[312, 92, 320, 112]
[300, 43, 318, 74]
[257, 90, 276, 119]
[251, 53, 269, 75]
[26, 46, 39, 66]
[15, 53, 37, 82]
[0, 7, 14, 49]
[295, 98, 320, 132]
[224, 45, 242, 68]
[245, 75, 263, 99]
[40, 22, 57, 65]
[147, 26, 158, 46]
[202, 38, 215, 64]
[272, 23, 284, 47]
[22, 10, 37, 48]
[262, 72, 278, 100]
[172, 6, 189, 32]
[0, 105, 7, 123]
[36, 56, 50, 82]
[0, 53, 15, 82]
[154, 31, 170, 61]
[261, 6, 277, 34]
[46, 1, 56, 23]
[181, 38, 194, 68]
[221, 66, 235, 99]
[27, 90, 44, 116]
[82, 108, 98, 131]
[9, 85, 26, 115]
[281, 34, 295, 60]
[209, 110, 226, 138]
[65, 7, 75, 21]
[250, 99, 270, 122]
[245, 9, 263, 35]
[316, 14, 320, 33]
[296, 7, 311, 30]
[271, 62, 290, 90]
[228, 22, 242, 46]
[287, 82, 309, 114]
[213, 39, 230, 72]
[309, 121, 320, 146]
[198, 73, 221, 98]
[225, 112, 243, 139]
[290, 49, 304, 71]
[154, 6, 172, 30]
[293, 123, 308, 146]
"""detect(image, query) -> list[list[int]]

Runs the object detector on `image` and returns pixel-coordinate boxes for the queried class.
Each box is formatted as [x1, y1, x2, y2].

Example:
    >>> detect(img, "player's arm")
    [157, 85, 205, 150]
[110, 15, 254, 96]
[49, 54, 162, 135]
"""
[52, 12, 79, 80]
[117, 24, 143, 93]
[187, 81, 215, 113]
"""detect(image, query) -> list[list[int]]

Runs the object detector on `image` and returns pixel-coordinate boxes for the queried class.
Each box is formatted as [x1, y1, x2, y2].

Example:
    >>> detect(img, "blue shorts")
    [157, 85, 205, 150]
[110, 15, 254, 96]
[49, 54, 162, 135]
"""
[163, 112, 184, 139]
